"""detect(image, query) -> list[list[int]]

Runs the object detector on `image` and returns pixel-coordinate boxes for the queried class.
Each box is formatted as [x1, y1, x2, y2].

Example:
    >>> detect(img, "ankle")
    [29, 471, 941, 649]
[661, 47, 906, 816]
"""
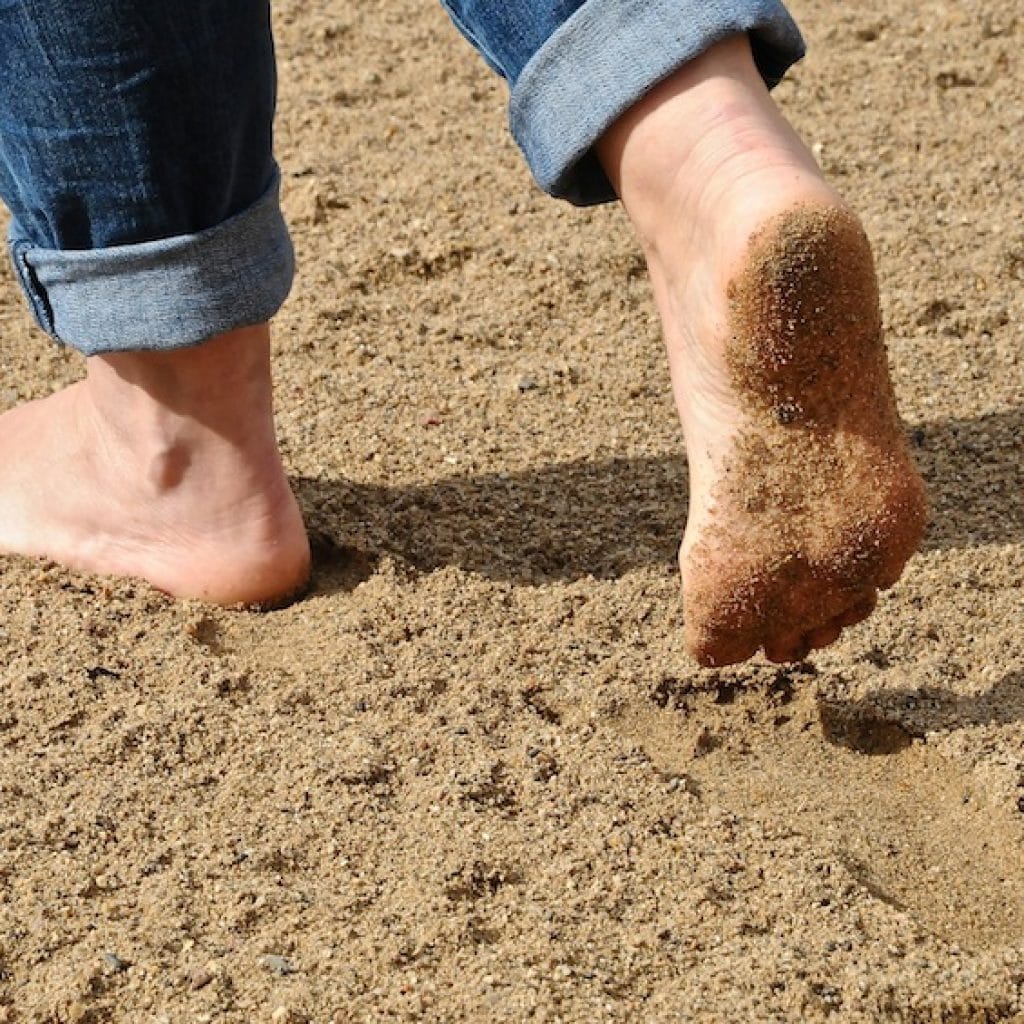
[81, 324, 286, 495]
[597, 35, 825, 256]
[84, 324, 278, 450]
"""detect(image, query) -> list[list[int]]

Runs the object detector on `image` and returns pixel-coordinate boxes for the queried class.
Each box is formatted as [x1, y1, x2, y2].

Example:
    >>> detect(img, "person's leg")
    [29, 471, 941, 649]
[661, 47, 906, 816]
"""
[441, 1, 926, 665]
[0, 1, 309, 604]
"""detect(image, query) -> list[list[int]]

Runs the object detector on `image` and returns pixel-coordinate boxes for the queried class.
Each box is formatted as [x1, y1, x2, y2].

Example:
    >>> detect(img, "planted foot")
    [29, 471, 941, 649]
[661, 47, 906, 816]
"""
[0, 325, 310, 606]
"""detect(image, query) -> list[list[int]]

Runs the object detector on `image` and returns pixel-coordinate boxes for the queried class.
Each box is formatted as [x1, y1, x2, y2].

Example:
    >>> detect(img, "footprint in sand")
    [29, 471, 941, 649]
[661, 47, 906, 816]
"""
[617, 671, 1024, 952]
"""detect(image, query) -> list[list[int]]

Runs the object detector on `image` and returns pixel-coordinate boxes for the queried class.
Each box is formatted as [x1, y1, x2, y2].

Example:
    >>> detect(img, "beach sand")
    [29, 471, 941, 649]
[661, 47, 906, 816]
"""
[0, 0, 1022, 1020]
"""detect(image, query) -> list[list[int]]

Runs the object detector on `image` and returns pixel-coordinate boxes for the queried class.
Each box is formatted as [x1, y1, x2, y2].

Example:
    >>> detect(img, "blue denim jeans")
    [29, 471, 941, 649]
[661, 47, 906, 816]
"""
[0, 0, 803, 355]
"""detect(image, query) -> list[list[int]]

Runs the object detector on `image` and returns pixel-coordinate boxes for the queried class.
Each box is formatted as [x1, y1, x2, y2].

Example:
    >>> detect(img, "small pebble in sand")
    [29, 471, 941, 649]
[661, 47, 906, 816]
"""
[103, 952, 129, 974]
[262, 954, 295, 976]
[189, 964, 215, 990]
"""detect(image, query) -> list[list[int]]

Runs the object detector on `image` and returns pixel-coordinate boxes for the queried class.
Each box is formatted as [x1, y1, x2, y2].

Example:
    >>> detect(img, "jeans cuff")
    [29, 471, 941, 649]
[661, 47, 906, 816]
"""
[7, 169, 294, 356]
[509, 0, 806, 206]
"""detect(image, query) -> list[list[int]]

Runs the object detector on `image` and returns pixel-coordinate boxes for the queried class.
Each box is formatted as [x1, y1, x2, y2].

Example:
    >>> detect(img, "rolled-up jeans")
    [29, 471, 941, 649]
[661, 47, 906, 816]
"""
[0, 0, 803, 356]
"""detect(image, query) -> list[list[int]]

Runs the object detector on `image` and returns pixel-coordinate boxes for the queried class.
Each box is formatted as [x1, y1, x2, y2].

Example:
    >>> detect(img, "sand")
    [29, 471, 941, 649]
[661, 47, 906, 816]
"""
[0, 0, 1022, 1020]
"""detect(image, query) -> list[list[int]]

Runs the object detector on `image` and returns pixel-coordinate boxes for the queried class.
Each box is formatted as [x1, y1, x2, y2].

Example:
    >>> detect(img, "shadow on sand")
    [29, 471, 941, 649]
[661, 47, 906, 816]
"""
[293, 406, 1024, 591]
[818, 671, 1024, 755]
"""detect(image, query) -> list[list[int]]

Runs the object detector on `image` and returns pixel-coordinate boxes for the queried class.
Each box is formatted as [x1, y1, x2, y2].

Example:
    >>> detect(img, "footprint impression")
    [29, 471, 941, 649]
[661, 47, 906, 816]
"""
[616, 667, 1024, 952]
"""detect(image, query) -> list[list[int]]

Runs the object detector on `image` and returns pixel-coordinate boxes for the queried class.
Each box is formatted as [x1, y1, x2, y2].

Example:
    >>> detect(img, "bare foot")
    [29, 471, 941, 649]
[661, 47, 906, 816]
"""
[599, 36, 927, 666]
[0, 325, 310, 605]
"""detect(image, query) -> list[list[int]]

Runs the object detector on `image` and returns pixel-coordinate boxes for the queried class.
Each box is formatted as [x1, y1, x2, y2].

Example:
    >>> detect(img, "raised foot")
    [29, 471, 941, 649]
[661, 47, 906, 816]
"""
[681, 204, 927, 666]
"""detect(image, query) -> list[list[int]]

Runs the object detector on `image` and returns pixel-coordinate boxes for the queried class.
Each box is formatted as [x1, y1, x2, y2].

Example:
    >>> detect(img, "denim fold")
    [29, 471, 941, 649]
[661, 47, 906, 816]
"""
[8, 171, 294, 356]
[507, 0, 805, 205]
[0, 0, 282, 355]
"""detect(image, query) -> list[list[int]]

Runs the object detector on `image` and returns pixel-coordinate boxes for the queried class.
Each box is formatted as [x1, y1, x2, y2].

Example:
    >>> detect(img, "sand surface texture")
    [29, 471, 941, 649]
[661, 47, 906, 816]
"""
[1, 0, 1022, 1020]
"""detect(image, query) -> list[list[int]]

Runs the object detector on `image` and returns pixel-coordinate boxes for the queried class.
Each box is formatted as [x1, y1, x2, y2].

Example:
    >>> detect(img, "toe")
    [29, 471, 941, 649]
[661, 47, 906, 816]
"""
[764, 634, 811, 664]
[835, 592, 878, 628]
[807, 622, 843, 650]
[693, 633, 760, 668]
